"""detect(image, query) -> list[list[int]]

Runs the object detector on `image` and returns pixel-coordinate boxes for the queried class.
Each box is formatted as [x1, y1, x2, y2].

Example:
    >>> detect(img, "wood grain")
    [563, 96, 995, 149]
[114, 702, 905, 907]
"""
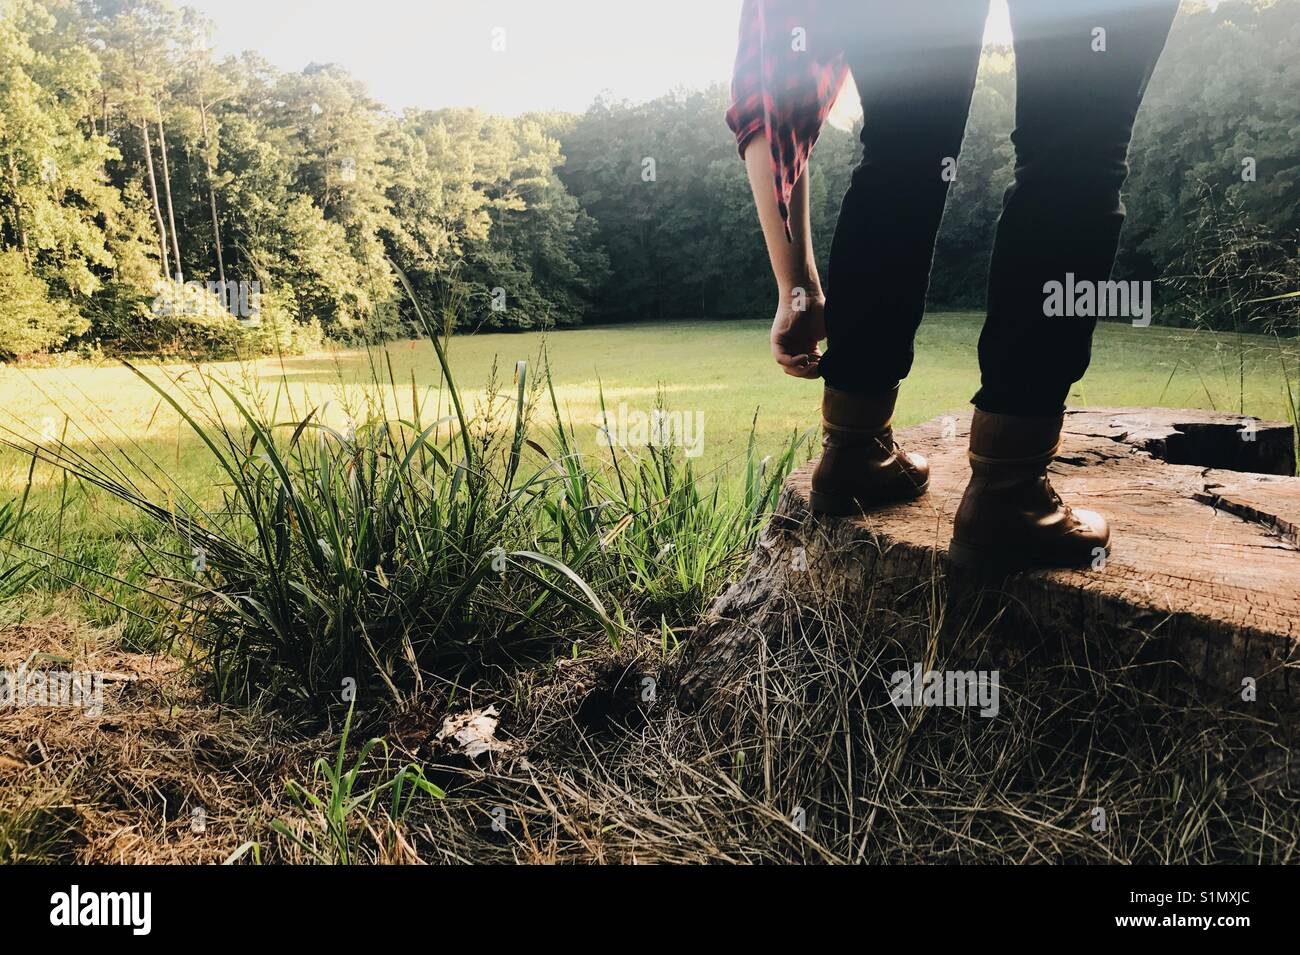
[677, 408, 1299, 710]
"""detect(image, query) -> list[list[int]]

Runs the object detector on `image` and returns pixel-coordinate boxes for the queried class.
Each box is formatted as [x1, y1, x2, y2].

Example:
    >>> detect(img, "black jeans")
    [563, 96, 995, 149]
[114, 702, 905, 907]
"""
[818, 0, 1180, 416]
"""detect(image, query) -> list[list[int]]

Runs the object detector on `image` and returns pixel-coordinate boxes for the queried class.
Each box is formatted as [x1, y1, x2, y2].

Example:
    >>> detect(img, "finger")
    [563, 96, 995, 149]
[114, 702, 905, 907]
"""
[773, 345, 822, 368]
[773, 349, 804, 369]
[781, 356, 821, 379]
[783, 363, 821, 380]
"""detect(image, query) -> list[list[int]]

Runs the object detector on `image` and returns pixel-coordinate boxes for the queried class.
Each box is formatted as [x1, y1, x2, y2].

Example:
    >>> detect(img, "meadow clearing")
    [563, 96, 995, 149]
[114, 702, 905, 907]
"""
[1, 310, 1294, 638]
[4, 311, 1297, 498]
[3, 313, 1299, 864]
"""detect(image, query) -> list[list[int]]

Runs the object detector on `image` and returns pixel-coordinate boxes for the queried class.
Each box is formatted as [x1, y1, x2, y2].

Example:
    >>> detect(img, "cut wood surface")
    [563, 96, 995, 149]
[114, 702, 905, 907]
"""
[678, 407, 1300, 708]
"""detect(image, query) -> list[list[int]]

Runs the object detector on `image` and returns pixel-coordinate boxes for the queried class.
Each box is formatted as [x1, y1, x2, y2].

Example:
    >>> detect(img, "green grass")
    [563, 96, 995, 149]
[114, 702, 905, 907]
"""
[3, 313, 1296, 491]
[1, 303, 804, 700]
[0, 311, 1296, 640]
[270, 702, 444, 864]
[3, 312, 1298, 864]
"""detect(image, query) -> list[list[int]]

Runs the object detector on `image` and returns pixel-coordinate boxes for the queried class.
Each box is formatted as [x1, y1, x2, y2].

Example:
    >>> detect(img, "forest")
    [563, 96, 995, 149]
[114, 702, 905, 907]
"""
[0, 0, 1297, 361]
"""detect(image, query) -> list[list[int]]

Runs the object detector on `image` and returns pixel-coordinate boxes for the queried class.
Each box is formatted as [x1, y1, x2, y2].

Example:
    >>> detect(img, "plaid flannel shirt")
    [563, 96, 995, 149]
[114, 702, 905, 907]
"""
[724, 0, 848, 242]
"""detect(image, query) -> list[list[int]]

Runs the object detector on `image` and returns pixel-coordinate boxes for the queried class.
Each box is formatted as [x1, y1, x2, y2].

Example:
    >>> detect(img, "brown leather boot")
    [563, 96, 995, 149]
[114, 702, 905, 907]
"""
[810, 386, 929, 515]
[949, 410, 1110, 571]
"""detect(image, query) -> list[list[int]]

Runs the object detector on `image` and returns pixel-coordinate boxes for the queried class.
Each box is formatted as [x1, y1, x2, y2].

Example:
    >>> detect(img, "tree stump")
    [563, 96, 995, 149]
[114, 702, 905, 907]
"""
[677, 407, 1299, 710]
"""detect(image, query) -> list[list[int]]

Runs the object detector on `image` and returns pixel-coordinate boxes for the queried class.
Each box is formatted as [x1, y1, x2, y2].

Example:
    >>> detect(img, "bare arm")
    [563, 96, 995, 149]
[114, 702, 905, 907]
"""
[744, 135, 819, 296]
[744, 135, 825, 378]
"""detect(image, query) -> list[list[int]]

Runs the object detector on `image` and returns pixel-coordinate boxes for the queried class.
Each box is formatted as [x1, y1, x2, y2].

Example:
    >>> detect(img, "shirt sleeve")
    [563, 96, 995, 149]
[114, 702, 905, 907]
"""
[725, 0, 848, 243]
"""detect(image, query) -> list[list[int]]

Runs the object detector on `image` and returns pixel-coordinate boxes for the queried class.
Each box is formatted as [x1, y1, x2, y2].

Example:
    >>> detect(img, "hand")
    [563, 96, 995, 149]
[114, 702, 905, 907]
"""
[770, 292, 826, 379]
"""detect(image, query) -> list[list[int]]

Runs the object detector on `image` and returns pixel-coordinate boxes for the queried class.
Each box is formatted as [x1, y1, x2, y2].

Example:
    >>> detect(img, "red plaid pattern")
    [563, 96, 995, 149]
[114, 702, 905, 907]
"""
[725, 0, 848, 242]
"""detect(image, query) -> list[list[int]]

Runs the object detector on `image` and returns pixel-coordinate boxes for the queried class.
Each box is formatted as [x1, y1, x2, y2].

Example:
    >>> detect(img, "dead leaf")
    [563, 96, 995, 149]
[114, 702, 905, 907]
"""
[437, 705, 509, 758]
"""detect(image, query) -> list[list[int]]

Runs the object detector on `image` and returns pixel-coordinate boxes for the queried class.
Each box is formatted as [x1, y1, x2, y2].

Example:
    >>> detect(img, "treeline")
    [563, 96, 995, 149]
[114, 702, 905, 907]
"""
[0, 0, 1296, 361]
[0, 0, 607, 358]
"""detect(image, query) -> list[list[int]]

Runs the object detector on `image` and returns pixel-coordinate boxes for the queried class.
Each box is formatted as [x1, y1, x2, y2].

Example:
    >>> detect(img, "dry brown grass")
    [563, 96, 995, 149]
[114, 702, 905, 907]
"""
[389, 581, 1300, 864]
[5, 582, 1298, 864]
[0, 610, 298, 863]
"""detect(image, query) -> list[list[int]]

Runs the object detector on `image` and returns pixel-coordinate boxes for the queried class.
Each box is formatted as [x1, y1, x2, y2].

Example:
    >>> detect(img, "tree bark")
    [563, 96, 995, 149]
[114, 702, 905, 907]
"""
[5, 152, 29, 263]
[141, 119, 171, 279]
[198, 97, 226, 297]
[677, 407, 1300, 712]
[156, 104, 183, 282]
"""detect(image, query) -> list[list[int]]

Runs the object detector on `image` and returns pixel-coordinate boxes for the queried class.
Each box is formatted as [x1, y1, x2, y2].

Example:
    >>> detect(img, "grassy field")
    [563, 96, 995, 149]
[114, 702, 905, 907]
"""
[0, 310, 1295, 635]
[3, 311, 1297, 503]
[4, 313, 1299, 864]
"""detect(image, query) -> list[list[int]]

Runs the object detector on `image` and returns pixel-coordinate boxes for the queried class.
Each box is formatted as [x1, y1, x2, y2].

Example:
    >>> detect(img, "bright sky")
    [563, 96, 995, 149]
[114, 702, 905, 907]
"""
[188, 0, 1015, 116]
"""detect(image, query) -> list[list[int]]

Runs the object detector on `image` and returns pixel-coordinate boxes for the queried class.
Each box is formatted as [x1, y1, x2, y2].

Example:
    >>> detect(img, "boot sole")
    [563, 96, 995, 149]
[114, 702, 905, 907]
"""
[947, 538, 1111, 574]
[809, 481, 929, 516]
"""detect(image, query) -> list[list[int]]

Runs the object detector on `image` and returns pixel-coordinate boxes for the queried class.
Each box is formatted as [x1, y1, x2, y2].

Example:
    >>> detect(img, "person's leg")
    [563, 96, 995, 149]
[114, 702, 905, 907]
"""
[811, 0, 989, 515]
[817, 0, 991, 394]
[975, 0, 1180, 414]
[952, 0, 1179, 570]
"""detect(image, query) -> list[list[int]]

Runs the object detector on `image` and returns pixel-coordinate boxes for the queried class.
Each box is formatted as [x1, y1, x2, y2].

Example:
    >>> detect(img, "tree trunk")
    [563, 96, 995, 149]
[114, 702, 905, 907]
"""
[198, 98, 226, 298]
[677, 407, 1300, 713]
[5, 153, 29, 263]
[156, 104, 183, 282]
[141, 119, 171, 280]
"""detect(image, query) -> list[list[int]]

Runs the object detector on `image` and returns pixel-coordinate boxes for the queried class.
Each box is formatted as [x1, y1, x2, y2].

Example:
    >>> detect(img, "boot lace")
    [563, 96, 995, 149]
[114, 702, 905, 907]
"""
[1043, 476, 1076, 522]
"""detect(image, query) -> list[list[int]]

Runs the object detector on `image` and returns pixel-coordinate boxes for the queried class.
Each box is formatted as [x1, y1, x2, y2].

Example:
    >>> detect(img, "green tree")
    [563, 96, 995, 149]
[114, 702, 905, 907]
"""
[0, 249, 88, 357]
